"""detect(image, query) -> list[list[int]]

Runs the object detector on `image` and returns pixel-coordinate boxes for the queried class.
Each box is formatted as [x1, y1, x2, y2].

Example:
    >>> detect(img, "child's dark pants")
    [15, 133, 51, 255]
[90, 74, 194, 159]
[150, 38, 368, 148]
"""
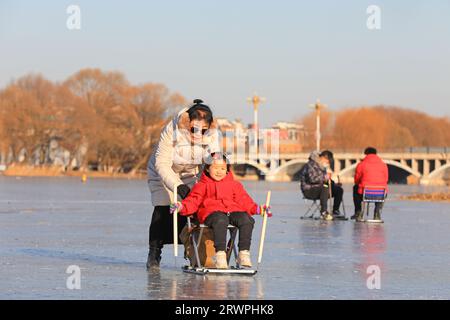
[204, 211, 255, 252]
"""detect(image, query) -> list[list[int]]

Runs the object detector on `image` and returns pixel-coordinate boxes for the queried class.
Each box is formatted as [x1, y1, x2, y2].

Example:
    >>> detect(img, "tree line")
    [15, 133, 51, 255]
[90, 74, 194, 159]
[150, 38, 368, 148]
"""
[0, 68, 185, 173]
[2, 68, 448, 174]
[299, 106, 450, 152]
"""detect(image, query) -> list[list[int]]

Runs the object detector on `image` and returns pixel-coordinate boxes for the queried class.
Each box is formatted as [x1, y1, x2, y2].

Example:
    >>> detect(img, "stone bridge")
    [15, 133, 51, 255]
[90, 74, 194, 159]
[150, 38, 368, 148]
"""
[231, 149, 450, 185]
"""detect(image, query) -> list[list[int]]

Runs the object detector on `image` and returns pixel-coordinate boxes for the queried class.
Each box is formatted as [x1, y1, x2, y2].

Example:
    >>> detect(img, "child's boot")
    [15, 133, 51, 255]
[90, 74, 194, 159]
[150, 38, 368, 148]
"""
[214, 251, 228, 269]
[238, 250, 252, 268]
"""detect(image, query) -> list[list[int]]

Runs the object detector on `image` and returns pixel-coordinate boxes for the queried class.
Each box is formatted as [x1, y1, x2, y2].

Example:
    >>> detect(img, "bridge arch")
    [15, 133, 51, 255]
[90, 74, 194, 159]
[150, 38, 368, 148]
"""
[337, 163, 358, 178]
[265, 158, 309, 181]
[232, 159, 269, 178]
[244, 160, 269, 175]
[337, 159, 422, 179]
[426, 163, 450, 179]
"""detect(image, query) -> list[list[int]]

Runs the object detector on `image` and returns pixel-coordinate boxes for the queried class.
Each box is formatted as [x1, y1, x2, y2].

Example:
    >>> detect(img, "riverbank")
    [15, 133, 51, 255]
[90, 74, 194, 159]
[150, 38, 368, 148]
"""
[400, 192, 450, 202]
[1, 166, 447, 186]
[1, 165, 146, 180]
[0, 165, 258, 181]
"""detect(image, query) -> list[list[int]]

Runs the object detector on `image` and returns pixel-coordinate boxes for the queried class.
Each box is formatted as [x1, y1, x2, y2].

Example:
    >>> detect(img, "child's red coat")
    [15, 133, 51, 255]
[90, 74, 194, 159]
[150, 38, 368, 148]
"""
[179, 171, 258, 223]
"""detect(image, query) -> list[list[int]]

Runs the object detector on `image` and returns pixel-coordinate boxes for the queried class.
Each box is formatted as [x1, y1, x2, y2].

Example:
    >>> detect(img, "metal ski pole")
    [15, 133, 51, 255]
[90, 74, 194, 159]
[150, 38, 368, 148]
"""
[257, 191, 271, 269]
[173, 185, 179, 266]
[337, 175, 347, 218]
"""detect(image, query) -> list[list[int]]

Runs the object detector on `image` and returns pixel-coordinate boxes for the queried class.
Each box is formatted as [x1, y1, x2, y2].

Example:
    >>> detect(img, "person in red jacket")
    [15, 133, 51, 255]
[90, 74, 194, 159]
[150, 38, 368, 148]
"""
[171, 153, 271, 269]
[352, 147, 389, 221]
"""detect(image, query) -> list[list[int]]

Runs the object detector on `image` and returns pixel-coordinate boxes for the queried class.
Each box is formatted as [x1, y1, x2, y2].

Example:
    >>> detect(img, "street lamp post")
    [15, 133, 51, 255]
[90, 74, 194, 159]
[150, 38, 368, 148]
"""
[247, 93, 266, 157]
[309, 99, 327, 152]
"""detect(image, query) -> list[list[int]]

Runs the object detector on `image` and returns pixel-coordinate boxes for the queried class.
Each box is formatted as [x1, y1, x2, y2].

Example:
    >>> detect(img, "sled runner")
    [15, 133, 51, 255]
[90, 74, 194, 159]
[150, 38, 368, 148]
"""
[182, 265, 258, 275]
[332, 215, 349, 221]
[315, 215, 348, 221]
[181, 219, 257, 276]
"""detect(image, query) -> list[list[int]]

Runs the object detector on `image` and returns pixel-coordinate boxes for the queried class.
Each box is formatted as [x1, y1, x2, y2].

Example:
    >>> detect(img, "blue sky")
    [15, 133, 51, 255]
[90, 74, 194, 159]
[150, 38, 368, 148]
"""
[1, 0, 449, 127]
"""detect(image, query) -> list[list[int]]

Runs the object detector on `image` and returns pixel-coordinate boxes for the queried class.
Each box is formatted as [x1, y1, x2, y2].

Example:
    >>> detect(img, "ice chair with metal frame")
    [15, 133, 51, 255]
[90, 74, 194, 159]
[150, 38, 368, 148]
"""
[360, 185, 387, 223]
[299, 181, 322, 219]
[300, 196, 322, 220]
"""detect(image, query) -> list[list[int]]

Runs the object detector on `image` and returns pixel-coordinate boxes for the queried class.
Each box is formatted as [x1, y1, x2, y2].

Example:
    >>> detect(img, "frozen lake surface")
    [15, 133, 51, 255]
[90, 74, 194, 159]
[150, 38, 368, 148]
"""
[1, 176, 449, 299]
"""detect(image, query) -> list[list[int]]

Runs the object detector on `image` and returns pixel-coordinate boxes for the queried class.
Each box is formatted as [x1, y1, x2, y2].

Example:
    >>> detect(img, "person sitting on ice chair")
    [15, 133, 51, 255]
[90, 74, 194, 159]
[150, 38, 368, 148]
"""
[351, 147, 389, 222]
[170, 152, 271, 269]
[299, 150, 344, 220]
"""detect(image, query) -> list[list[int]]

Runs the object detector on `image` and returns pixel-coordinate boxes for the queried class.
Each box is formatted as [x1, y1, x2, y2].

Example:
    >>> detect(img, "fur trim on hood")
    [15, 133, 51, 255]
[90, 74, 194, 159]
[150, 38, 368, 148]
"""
[308, 150, 326, 170]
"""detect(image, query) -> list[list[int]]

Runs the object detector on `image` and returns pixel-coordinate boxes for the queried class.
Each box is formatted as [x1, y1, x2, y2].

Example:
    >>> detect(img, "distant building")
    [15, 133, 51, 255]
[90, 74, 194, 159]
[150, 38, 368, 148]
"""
[216, 118, 248, 155]
[216, 118, 246, 131]
[215, 117, 305, 155]
[270, 122, 305, 153]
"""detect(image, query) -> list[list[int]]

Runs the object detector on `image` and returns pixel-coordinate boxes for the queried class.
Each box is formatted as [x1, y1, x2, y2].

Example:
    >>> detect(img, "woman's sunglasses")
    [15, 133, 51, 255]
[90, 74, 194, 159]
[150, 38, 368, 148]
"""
[190, 127, 208, 135]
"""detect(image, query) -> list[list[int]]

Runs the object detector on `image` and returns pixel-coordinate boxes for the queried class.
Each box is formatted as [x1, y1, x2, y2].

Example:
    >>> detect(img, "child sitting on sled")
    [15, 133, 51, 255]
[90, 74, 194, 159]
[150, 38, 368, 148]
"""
[170, 152, 271, 269]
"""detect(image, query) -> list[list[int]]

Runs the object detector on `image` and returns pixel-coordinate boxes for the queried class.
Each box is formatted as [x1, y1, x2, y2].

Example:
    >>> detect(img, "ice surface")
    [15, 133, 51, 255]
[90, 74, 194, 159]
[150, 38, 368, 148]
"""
[1, 177, 449, 299]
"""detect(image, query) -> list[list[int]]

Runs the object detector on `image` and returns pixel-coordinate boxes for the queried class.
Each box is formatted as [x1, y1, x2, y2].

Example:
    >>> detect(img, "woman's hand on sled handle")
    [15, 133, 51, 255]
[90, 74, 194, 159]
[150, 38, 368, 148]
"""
[170, 201, 183, 214]
[257, 204, 272, 217]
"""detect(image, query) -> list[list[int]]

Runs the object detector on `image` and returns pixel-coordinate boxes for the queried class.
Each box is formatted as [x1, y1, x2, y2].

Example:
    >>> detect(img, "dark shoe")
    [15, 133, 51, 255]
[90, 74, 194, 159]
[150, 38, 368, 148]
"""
[146, 247, 162, 270]
[333, 210, 343, 217]
[350, 212, 359, 220]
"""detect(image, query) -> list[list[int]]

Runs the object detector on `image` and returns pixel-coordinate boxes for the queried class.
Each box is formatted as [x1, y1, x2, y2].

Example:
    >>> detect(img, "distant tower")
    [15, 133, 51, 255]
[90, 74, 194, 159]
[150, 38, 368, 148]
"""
[247, 93, 266, 155]
[309, 99, 327, 151]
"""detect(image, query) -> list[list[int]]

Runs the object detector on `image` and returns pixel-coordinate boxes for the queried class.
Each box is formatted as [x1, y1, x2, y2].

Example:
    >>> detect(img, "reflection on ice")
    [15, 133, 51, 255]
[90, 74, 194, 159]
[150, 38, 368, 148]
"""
[146, 269, 264, 300]
[352, 223, 387, 286]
